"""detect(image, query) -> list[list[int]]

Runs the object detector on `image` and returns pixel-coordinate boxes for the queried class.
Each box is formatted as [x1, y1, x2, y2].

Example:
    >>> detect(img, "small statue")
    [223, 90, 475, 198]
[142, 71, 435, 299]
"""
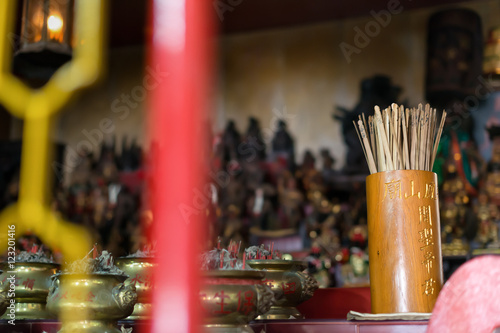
[295, 150, 318, 193]
[473, 191, 499, 248]
[320, 148, 340, 196]
[69, 147, 93, 187]
[300, 150, 316, 172]
[485, 126, 500, 206]
[95, 136, 119, 183]
[221, 120, 242, 167]
[348, 225, 368, 249]
[246, 186, 275, 231]
[271, 120, 295, 171]
[334, 75, 402, 175]
[220, 205, 246, 247]
[439, 161, 476, 246]
[240, 117, 266, 162]
[219, 173, 246, 212]
[277, 173, 304, 230]
[320, 149, 338, 181]
[118, 136, 142, 171]
[305, 192, 341, 250]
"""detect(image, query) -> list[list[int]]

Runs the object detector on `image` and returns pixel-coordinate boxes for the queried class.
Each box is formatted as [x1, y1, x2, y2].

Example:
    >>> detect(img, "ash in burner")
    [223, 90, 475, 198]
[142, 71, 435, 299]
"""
[16, 246, 55, 263]
[63, 250, 126, 276]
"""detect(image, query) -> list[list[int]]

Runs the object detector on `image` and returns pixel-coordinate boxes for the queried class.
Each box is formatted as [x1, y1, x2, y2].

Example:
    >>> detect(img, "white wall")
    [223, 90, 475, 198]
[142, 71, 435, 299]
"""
[23, 0, 499, 179]
[215, 0, 500, 168]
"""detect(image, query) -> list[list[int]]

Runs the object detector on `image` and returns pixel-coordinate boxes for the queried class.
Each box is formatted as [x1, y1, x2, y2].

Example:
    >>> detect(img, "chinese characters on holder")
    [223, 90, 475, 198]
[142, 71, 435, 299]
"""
[384, 178, 438, 296]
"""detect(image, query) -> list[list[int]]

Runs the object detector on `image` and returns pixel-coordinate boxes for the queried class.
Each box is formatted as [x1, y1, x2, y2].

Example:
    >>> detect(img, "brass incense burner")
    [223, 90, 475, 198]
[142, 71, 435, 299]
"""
[0, 271, 7, 317]
[46, 273, 137, 333]
[200, 270, 275, 333]
[246, 260, 318, 320]
[115, 257, 155, 319]
[0, 262, 60, 319]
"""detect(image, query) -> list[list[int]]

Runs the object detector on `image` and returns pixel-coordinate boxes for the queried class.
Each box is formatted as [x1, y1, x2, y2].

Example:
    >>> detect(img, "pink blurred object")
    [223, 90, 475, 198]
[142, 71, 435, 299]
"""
[427, 255, 500, 333]
[149, 0, 213, 332]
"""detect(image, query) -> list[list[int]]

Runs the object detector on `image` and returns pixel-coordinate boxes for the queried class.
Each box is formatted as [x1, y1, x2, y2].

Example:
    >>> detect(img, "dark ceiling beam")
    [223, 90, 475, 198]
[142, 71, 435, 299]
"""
[109, 0, 148, 46]
[218, 0, 474, 34]
[14, 0, 477, 46]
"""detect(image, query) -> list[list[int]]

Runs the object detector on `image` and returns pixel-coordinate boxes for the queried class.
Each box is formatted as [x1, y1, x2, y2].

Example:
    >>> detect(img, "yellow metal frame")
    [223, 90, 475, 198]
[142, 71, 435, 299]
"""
[0, 2, 107, 329]
[0, 0, 106, 259]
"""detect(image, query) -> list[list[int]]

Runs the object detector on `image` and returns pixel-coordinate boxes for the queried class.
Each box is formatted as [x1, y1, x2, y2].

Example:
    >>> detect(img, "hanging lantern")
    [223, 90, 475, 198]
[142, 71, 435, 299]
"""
[14, 0, 74, 81]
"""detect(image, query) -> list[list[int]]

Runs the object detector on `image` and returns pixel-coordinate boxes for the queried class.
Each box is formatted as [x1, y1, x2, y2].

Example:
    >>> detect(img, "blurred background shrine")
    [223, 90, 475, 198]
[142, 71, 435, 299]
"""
[1, 0, 500, 289]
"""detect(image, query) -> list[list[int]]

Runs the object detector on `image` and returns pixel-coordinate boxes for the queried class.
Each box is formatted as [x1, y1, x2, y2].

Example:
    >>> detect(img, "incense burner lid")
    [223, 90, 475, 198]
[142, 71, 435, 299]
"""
[245, 259, 307, 271]
[202, 270, 264, 280]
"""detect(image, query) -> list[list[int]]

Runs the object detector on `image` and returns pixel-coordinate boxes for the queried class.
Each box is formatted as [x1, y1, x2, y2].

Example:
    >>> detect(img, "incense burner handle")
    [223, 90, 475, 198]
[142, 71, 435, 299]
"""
[0, 288, 7, 317]
[255, 284, 275, 315]
[48, 277, 59, 296]
[112, 281, 137, 315]
[296, 271, 318, 302]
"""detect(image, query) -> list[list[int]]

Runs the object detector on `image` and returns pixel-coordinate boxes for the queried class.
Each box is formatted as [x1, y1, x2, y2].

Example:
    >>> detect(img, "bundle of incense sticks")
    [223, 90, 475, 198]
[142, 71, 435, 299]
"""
[244, 244, 282, 260]
[201, 240, 285, 270]
[200, 239, 245, 269]
[353, 103, 447, 174]
[16, 244, 55, 263]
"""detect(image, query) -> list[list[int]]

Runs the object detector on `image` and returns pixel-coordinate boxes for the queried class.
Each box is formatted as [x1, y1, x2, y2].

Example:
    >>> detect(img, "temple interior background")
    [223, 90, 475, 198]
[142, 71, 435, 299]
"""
[2, 0, 500, 289]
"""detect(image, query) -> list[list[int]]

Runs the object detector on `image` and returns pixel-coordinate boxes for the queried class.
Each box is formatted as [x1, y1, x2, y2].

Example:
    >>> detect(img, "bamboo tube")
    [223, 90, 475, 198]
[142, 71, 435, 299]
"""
[367, 170, 443, 313]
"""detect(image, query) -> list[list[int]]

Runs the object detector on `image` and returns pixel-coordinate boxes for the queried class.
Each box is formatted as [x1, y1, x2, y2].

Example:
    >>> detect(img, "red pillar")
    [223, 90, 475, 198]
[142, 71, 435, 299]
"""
[149, 0, 213, 331]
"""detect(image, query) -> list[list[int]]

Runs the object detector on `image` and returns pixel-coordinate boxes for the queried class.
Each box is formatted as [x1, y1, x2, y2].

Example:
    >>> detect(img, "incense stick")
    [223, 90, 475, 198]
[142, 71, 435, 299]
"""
[374, 106, 394, 170]
[358, 120, 377, 174]
[401, 106, 410, 170]
[369, 116, 377, 166]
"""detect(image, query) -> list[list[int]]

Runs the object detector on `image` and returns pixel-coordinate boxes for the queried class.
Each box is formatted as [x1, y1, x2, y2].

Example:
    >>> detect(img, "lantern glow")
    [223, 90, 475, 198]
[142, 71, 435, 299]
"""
[18, 0, 73, 54]
[14, 0, 74, 81]
[48, 15, 63, 32]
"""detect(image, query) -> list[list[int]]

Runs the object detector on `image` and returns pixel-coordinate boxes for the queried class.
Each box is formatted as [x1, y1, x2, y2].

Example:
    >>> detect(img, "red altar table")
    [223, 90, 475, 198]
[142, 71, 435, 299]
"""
[297, 287, 372, 319]
[0, 319, 429, 333]
[0, 320, 149, 333]
[250, 319, 428, 333]
[250, 287, 428, 333]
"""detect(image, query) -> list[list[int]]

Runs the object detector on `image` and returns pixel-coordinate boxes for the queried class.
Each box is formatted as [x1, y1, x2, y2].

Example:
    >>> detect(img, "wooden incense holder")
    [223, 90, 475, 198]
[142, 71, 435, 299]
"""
[366, 170, 443, 313]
